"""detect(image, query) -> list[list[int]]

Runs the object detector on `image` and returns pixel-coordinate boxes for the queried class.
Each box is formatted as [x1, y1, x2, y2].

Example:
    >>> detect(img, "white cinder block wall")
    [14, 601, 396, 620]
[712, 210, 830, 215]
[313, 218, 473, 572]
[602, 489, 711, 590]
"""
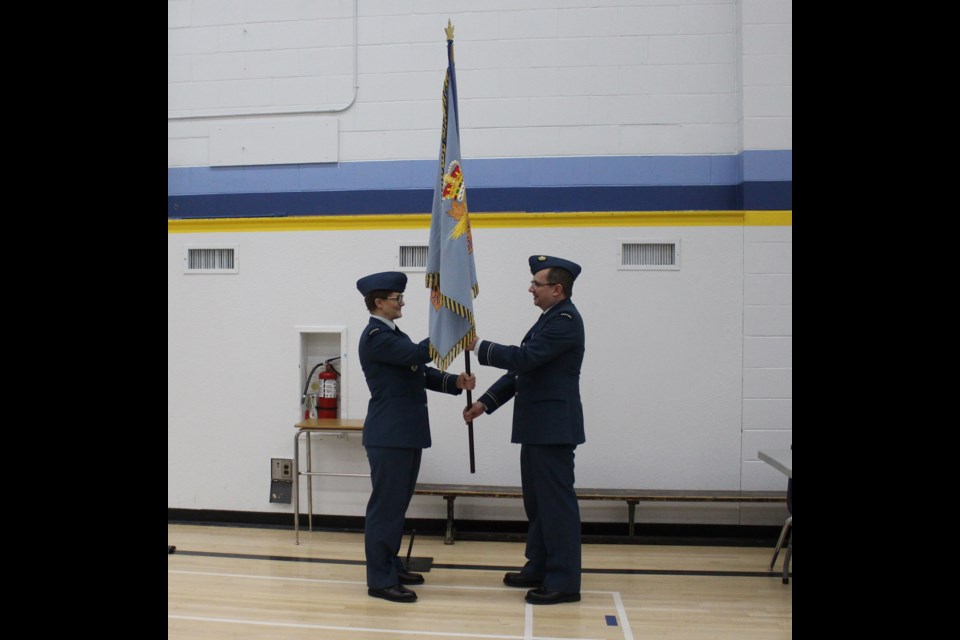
[168, 0, 792, 526]
[167, 0, 791, 164]
[739, 0, 792, 493]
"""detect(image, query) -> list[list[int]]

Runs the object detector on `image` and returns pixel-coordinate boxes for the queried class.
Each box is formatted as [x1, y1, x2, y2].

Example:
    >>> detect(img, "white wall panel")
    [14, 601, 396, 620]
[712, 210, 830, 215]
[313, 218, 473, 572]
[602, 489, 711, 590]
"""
[677, 4, 735, 33]
[742, 54, 792, 85]
[358, 71, 437, 102]
[743, 85, 792, 117]
[168, 137, 209, 168]
[167, 55, 191, 83]
[741, 23, 792, 55]
[620, 123, 737, 155]
[168, 24, 219, 56]
[743, 117, 792, 149]
[743, 305, 792, 337]
[744, 226, 791, 242]
[499, 67, 562, 98]
[190, 0, 245, 26]
[343, 100, 436, 132]
[741, 0, 792, 153]
[742, 398, 792, 431]
[359, 42, 437, 74]
[532, 36, 650, 68]
[648, 34, 736, 64]
[742, 0, 792, 24]
[557, 8, 625, 37]
[359, 14, 461, 46]
[249, 0, 352, 22]
[744, 242, 792, 273]
[209, 120, 338, 166]
[743, 367, 791, 399]
[357, 0, 410, 17]
[558, 66, 622, 96]
[339, 129, 437, 161]
[241, 47, 353, 79]
[169, 1, 789, 163]
[168, 0, 191, 28]
[641, 94, 739, 124]
[190, 52, 245, 80]
[677, 123, 739, 153]
[456, 126, 557, 158]
[742, 431, 793, 460]
[455, 68, 499, 101]
[564, 125, 623, 153]
[445, 13, 502, 41]
[169, 223, 754, 516]
[744, 273, 792, 305]
[743, 337, 792, 368]
[500, 10, 560, 39]
[273, 76, 355, 106]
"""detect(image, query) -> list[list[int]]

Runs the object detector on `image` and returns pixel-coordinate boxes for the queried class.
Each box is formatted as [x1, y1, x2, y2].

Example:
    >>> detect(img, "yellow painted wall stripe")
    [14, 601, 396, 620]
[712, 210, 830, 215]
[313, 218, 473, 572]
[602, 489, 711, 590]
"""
[168, 210, 791, 234]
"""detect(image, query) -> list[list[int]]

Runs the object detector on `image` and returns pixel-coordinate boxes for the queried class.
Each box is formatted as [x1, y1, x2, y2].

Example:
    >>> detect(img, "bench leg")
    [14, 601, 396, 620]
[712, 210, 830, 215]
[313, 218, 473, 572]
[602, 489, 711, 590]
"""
[444, 496, 456, 545]
[627, 501, 637, 537]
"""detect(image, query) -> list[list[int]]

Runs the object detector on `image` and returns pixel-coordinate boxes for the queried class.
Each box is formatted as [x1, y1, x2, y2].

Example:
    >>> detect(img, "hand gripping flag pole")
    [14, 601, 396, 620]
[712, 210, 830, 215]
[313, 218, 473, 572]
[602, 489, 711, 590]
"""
[427, 20, 479, 472]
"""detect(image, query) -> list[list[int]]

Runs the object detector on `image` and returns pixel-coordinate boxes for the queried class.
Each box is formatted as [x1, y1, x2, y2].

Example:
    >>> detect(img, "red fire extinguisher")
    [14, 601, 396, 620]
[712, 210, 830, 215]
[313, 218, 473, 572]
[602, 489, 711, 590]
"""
[316, 363, 339, 419]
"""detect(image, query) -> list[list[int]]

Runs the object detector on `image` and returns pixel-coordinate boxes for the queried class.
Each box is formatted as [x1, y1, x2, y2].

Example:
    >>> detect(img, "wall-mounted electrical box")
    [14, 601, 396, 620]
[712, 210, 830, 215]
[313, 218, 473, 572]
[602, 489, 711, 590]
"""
[269, 457, 293, 504]
[271, 458, 293, 480]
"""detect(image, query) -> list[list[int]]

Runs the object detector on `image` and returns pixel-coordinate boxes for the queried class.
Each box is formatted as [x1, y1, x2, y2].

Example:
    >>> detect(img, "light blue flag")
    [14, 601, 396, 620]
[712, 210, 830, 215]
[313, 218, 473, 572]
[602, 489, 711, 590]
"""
[426, 24, 478, 371]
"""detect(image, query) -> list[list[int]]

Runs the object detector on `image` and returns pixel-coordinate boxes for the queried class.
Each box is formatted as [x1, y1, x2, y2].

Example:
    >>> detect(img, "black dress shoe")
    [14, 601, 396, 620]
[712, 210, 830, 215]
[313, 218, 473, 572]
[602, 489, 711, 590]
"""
[503, 572, 544, 588]
[368, 584, 417, 603]
[525, 587, 581, 605]
[398, 569, 425, 585]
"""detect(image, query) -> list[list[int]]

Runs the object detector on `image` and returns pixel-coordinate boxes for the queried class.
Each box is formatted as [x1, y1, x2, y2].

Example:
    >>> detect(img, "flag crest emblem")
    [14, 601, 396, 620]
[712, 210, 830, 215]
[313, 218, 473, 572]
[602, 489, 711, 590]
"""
[442, 161, 465, 202]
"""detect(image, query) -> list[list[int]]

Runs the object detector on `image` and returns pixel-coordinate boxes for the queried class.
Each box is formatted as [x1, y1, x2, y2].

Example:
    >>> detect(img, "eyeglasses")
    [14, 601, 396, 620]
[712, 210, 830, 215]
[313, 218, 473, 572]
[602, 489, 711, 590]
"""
[383, 295, 404, 303]
[530, 280, 557, 288]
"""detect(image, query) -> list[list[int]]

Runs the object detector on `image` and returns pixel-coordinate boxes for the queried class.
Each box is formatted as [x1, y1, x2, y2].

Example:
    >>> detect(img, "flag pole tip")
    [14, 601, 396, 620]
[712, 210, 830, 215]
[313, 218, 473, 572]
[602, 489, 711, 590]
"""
[445, 19, 455, 40]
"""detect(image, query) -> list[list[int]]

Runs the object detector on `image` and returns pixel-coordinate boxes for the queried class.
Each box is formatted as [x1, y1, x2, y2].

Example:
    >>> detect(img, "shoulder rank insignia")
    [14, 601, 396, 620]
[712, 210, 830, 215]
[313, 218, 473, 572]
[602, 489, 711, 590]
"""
[560, 312, 573, 319]
[410, 364, 419, 372]
[368, 327, 381, 336]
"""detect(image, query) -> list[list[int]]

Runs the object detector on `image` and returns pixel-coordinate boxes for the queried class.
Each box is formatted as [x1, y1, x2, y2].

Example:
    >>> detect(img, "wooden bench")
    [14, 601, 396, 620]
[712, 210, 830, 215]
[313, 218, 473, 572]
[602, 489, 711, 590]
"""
[414, 483, 786, 544]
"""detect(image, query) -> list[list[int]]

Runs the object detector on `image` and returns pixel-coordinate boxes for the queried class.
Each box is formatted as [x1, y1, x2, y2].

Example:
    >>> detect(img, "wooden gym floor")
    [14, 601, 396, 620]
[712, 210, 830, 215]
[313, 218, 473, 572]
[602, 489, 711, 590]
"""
[168, 522, 792, 639]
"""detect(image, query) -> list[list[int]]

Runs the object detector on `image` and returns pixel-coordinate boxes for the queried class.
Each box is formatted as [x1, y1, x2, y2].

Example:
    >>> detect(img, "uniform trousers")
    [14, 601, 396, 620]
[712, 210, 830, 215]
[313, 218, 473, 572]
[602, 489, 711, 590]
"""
[364, 446, 422, 589]
[518, 443, 581, 593]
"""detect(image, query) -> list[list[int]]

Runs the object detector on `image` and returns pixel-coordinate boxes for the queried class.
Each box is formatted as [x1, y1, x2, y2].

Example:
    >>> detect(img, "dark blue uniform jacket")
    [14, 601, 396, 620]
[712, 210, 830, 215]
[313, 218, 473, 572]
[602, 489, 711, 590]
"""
[475, 298, 585, 445]
[358, 318, 463, 448]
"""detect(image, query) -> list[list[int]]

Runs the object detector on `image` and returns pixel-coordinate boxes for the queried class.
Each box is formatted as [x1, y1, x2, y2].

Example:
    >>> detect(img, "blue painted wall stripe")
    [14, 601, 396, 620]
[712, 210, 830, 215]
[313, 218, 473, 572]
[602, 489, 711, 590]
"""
[741, 181, 792, 210]
[742, 150, 793, 181]
[168, 182, 790, 218]
[168, 151, 791, 196]
[168, 152, 790, 218]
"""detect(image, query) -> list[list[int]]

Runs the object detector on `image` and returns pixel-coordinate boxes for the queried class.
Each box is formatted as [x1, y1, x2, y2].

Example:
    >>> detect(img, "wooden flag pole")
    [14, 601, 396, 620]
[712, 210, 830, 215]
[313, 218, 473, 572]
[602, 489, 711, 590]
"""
[464, 350, 476, 473]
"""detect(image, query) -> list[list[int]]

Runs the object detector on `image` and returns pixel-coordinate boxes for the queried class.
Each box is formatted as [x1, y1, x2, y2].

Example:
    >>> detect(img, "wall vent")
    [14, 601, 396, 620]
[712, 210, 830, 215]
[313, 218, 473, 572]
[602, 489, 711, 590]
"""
[185, 246, 238, 274]
[398, 244, 428, 271]
[619, 240, 680, 270]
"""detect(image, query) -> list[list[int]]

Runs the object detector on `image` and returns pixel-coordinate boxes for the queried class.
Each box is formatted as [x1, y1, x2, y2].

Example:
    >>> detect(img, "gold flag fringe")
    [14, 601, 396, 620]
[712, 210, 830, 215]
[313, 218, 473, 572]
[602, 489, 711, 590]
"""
[425, 272, 478, 302]
[429, 326, 477, 371]
[439, 72, 449, 173]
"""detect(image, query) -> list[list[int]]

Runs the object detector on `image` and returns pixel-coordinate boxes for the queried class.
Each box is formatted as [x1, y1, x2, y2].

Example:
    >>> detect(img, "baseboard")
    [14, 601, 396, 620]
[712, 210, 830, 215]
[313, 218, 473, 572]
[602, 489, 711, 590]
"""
[167, 508, 781, 547]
